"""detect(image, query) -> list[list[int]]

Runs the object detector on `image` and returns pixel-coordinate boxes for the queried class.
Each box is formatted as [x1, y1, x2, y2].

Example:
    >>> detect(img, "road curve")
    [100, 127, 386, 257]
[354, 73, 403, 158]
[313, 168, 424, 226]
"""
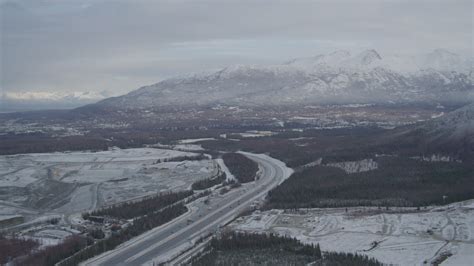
[82, 152, 292, 266]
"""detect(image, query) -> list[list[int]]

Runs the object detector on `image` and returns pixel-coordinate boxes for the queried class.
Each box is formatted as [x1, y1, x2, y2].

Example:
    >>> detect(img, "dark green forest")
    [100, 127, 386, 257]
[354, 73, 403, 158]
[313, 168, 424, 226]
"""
[266, 157, 474, 209]
[189, 231, 382, 266]
[222, 153, 259, 183]
[192, 172, 226, 190]
[83, 190, 193, 220]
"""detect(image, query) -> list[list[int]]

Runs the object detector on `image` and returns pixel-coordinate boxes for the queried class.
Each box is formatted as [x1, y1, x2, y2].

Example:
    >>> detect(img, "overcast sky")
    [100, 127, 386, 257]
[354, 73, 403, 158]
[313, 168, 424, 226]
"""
[1, 0, 472, 95]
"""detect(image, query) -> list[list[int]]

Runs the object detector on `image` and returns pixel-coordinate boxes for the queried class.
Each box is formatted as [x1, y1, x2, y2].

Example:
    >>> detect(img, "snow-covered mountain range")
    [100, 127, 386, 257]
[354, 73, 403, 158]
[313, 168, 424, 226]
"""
[1, 91, 110, 112]
[94, 49, 473, 110]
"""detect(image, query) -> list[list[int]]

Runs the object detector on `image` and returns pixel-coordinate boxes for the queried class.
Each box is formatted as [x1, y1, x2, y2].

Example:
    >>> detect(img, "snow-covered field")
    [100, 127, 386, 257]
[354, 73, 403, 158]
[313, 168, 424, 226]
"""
[0, 148, 197, 186]
[231, 200, 474, 265]
[0, 148, 217, 222]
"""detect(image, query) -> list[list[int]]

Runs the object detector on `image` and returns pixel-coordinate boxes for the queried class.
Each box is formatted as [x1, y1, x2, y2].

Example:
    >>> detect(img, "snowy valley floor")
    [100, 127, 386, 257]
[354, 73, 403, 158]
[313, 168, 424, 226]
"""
[230, 200, 474, 265]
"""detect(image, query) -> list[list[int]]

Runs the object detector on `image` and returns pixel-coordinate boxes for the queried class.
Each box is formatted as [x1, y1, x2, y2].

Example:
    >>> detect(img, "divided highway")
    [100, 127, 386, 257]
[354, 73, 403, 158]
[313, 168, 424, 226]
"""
[82, 152, 292, 266]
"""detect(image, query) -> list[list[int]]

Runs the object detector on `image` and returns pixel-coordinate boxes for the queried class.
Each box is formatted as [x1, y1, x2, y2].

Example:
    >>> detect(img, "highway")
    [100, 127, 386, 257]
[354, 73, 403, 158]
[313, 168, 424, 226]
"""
[82, 152, 291, 266]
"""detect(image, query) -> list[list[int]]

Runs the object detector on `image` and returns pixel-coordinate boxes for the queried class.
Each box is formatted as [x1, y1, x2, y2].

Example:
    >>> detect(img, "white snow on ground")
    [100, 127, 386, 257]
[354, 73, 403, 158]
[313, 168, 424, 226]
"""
[326, 158, 378, 174]
[35, 228, 74, 239]
[54, 184, 98, 214]
[216, 158, 236, 182]
[0, 214, 23, 226]
[28, 148, 194, 163]
[463, 202, 474, 209]
[173, 144, 205, 151]
[0, 148, 218, 218]
[21, 225, 81, 248]
[0, 203, 37, 221]
[412, 154, 462, 163]
[178, 138, 216, 144]
[220, 131, 275, 139]
[235, 131, 275, 138]
[231, 200, 474, 265]
[0, 168, 38, 187]
[236, 210, 282, 230]
[444, 243, 474, 265]
[0, 148, 197, 187]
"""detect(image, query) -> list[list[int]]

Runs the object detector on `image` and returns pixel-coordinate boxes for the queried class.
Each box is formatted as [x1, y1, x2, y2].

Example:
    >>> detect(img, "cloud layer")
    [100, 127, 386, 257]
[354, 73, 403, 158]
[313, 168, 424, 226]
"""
[1, 0, 472, 95]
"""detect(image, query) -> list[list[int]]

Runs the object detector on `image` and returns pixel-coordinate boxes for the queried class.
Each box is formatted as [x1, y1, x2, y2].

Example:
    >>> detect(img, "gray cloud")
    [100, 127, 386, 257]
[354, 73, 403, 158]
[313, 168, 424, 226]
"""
[1, 0, 472, 95]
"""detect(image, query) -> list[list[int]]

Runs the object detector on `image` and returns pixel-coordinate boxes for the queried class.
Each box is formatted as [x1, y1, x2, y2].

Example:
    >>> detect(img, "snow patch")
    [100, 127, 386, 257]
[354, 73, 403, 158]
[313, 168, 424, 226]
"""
[215, 158, 236, 182]
[326, 158, 378, 174]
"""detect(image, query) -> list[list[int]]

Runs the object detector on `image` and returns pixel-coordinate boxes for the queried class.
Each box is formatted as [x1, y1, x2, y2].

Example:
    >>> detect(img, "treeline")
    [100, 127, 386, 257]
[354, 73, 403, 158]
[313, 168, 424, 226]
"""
[266, 157, 474, 209]
[58, 203, 187, 266]
[0, 134, 110, 156]
[189, 231, 382, 266]
[322, 251, 383, 266]
[211, 231, 321, 257]
[222, 153, 258, 183]
[15, 235, 89, 266]
[0, 234, 39, 265]
[83, 190, 192, 220]
[192, 172, 226, 190]
[156, 154, 208, 163]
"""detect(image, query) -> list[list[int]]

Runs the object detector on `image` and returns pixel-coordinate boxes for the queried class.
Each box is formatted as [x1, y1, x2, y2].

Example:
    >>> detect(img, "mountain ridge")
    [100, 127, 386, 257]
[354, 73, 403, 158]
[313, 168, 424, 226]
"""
[89, 49, 473, 111]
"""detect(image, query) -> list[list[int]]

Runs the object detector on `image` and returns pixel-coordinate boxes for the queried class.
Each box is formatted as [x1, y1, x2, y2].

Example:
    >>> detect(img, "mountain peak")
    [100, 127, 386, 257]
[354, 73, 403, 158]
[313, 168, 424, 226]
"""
[356, 49, 382, 65]
[285, 50, 351, 69]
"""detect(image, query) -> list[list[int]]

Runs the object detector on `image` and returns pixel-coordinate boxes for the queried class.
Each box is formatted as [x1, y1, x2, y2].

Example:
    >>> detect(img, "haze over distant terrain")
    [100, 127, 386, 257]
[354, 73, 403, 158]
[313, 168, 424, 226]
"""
[0, 91, 113, 112]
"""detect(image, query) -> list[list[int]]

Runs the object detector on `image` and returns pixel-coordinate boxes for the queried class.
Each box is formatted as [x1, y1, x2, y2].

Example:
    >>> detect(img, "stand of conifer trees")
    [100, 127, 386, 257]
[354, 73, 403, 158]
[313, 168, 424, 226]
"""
[83, 190, 193, 220]
[156, 154, 207, 163]
[222, 153, 258, 183]
[192, 172, 226, 190]
[189, 231, 382, 266]
[266, 158, 474, 209]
